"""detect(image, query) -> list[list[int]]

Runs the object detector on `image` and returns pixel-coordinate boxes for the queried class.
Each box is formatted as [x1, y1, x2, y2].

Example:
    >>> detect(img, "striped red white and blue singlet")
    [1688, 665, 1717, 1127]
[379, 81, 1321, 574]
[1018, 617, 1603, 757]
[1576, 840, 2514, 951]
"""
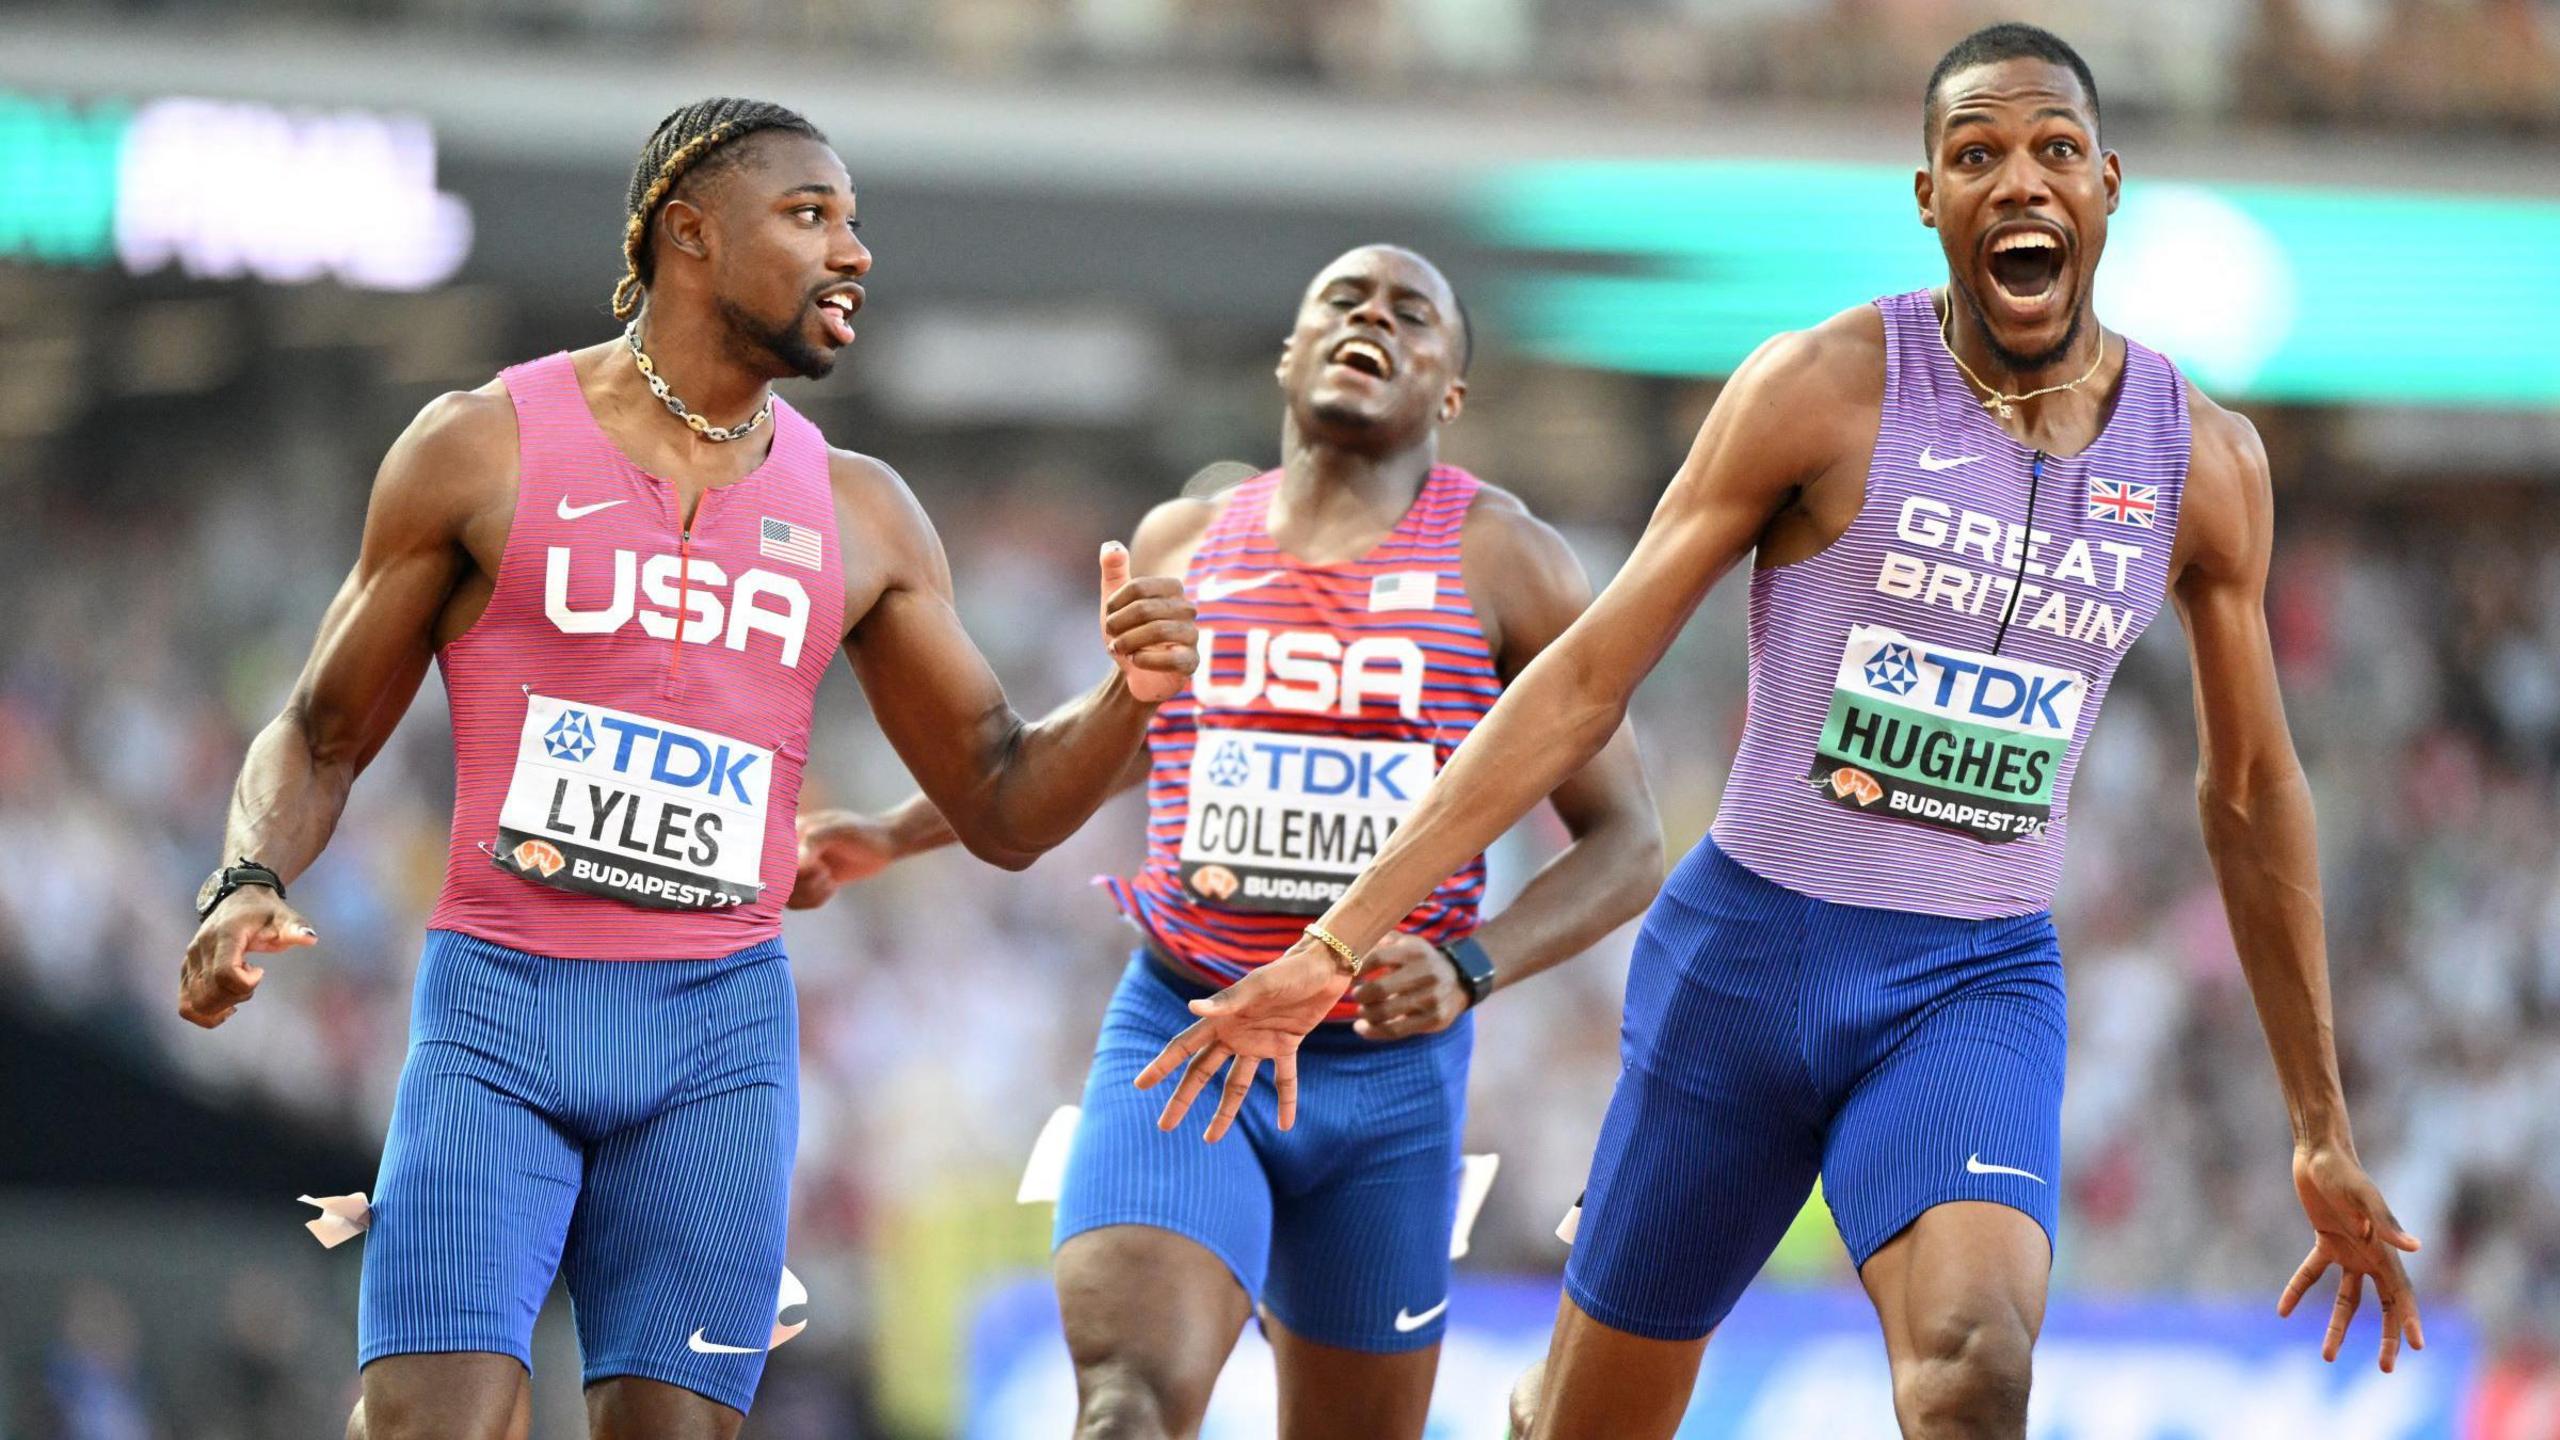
[1710, 289, 2190, 920]
[426, 352, 846, 959]
[1104, 466, 1503, 1021]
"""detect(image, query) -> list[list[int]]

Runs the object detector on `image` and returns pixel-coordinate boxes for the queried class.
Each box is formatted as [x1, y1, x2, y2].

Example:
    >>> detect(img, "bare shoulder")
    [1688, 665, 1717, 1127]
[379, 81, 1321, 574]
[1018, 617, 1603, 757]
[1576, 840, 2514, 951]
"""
[1128, 493, 1220, 575]
[410, 379, 515, 444]
[2173, 379, 2274, 584]
[1738, 303, 1889, 412]
[1456, 480, 1596, 659]
[825, 445, 914, 506]
[1685, 303, 1887, 496]
[2185, 381, 2272, 499]
[1459, 481, 1578, 576]
[373, 381, 516, 528]
[826, 446, 935, 545]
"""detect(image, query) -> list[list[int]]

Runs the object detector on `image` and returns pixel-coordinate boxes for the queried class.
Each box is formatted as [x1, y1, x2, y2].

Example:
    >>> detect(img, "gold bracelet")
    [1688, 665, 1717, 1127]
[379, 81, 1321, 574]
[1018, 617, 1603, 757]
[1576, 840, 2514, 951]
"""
[1302, 922, 1365, 977]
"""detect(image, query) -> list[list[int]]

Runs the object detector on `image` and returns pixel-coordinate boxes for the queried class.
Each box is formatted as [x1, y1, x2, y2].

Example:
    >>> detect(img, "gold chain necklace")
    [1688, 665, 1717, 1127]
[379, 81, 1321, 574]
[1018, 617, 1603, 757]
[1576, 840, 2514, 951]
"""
[1937, 300, 2107, 420]
[624, 322, 774, 443]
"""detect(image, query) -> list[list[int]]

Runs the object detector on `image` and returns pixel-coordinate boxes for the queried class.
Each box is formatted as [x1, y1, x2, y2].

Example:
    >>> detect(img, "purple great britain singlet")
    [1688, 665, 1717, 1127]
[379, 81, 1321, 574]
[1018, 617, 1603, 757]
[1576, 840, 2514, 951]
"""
[1708, 290, 2190, 920]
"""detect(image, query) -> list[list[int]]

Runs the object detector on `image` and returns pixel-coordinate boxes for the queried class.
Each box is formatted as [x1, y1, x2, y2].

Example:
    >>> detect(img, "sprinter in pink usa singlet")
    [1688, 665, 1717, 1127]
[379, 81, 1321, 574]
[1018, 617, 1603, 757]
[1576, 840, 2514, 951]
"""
[176, 99, 1197, 1436]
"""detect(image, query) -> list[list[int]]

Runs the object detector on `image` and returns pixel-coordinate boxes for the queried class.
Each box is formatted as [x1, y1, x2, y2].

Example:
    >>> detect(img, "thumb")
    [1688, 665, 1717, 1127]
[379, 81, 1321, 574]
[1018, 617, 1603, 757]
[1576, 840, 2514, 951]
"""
[2372, 1202, 2422, 1252]
[1099, 541, 1132, 605]
[1187, 993, 1235, 1018]
[260, 917, 319, 951]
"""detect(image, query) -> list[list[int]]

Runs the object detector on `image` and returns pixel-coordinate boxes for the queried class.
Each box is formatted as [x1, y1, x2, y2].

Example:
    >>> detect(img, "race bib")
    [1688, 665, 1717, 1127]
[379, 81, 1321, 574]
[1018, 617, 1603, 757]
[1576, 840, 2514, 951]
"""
[490, 694, 770, 909]
[1178, 726, 1435, 914]
[1805, 623, 2085, 844]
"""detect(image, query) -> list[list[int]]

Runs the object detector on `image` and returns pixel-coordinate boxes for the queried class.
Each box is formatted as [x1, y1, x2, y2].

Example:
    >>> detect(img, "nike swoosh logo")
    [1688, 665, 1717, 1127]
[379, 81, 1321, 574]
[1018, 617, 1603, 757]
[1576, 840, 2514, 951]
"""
[1196, 571, 1280, 603]
[1392, 1298, 1450, 1333]
[687, 1329, 762, 1355]
[557, 496, 628, 521]
[1966, 1153, 2046, 1184]
[1917, 447, 1984, 473]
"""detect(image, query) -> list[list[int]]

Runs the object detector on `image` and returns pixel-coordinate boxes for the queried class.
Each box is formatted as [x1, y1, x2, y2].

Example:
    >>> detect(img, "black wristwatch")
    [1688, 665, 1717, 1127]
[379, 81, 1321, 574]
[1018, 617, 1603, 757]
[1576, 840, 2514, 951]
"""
[1436, 935, 1498, 1008]
[195, 859, 285, 921]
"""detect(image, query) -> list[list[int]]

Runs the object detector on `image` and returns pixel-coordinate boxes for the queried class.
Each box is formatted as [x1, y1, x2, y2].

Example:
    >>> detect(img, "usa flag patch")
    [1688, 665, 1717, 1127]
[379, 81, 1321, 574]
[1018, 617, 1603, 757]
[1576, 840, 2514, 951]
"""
[2087, 479, 2158, 528]
[760, 517, 822, 569]
[1369, 571, 1439, 612]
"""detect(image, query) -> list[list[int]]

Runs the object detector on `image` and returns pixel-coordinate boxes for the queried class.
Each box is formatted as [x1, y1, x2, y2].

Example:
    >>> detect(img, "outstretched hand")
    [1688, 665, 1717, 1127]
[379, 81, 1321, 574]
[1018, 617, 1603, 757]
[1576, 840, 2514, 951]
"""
[1099, 542, 1196, 704]
[1134, 938, 1351, 1141]
[2277, 1142, 2425, 1372]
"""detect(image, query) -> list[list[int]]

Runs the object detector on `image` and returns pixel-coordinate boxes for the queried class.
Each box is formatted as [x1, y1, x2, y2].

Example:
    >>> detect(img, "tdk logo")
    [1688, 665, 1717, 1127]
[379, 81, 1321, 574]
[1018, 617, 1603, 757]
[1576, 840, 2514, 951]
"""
[559, 714, 761, 804]
[1919, 650, 2075, 731]
[544, 710, 597, 762]
[1205, 742, 1253, 788]
[1864, 644, 1920, 696]
[1207, 736, 1414, 801]
[545, 547, 812, 668]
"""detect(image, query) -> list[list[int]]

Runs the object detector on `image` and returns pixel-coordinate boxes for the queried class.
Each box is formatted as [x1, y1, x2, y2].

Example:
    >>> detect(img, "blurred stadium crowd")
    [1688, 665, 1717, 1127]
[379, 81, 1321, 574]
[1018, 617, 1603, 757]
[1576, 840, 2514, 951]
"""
[98, 0, 2560, 133]
[3, 337, 2558, 1435]
[1, 0, 2556, 1436]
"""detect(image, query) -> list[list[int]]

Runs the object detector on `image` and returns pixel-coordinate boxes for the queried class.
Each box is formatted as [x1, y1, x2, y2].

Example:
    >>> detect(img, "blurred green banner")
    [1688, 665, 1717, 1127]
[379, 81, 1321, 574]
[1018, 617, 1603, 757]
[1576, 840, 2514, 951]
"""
[0, 86, 470, 290]
[1477, 160, 2560, 408]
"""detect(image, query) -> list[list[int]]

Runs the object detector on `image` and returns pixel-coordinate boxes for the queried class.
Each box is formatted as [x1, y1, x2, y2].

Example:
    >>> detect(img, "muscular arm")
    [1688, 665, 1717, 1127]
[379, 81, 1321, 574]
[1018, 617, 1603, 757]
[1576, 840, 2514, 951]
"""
[1315, 326, 1852, 954]
[1453, 494, 1663, 992]
[2171, 402, 2347, 1144]
[180, 389, 506, 1026]
[226, 393, 499, 878]
[834, 456, 1195, 871]
[791, 497, 1208, 900]
[2174, 390, 2422, 1368]
[838, 737, 1148, 866]
[1136, 317, 1875, 1131]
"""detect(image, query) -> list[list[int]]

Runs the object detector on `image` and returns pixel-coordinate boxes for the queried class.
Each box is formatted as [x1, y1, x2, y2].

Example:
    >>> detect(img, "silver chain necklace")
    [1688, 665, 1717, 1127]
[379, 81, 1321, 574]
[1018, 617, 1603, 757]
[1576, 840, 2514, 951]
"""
[623, 322, 773, 443]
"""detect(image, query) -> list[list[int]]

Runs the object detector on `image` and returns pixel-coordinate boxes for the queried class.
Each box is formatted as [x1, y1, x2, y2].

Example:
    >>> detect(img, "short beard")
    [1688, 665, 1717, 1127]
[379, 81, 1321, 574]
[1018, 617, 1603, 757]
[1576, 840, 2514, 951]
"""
[719, 295, 835, 381]
[1954, 278, 2086, 375]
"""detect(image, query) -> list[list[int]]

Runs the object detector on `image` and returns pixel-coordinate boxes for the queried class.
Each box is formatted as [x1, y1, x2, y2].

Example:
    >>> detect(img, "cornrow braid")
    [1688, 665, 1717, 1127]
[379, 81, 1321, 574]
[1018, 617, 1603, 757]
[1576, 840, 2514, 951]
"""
[613, 97, 826, 321]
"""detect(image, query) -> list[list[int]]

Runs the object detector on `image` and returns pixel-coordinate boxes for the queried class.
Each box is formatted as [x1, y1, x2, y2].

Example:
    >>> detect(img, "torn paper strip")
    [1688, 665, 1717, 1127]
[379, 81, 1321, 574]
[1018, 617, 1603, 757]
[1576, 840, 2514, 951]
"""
[1016, 1105, 1082, 1205]
[299, 1193, 372, 1249]
[770, 1265, 808, 1349]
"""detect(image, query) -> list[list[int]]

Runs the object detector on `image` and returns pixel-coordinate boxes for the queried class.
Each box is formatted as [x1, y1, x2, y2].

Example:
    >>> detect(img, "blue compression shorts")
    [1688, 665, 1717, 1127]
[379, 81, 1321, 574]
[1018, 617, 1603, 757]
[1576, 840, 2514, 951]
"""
[358, 929, 797, 1414]
[1566, 837, 2066, 1341]
[1054, 951, 1473, 1353]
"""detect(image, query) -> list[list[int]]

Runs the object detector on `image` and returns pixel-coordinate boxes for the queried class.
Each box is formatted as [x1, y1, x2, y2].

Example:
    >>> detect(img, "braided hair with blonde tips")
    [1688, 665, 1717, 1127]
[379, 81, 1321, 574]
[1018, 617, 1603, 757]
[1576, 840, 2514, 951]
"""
[612, 98, 827, 321]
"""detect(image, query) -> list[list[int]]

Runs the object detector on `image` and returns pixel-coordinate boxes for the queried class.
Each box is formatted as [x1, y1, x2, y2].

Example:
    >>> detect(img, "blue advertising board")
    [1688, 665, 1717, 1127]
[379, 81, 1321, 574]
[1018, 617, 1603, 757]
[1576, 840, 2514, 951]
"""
[965, 1274, 2469, 1439]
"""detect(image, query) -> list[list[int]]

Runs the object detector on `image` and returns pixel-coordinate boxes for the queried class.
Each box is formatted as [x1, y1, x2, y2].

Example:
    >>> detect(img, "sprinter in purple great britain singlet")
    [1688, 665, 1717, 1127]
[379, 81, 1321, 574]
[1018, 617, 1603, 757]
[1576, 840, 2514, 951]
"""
[174, 98, 1197, 1440]
[1142, 25, 2426, 1439]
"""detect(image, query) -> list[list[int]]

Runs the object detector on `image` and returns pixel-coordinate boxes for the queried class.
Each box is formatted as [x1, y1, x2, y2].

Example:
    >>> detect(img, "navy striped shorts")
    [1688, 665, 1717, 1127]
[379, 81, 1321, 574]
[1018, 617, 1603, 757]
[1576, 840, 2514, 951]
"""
[1566, 837, 2065, 1341]
[1055, 952, 1472, 1353]
[357, 929, 797, 1414]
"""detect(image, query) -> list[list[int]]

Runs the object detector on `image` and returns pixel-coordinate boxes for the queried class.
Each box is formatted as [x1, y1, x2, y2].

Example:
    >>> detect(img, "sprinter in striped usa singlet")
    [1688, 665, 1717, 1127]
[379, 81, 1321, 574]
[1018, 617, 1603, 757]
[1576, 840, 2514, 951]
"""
[1146, 27, 2425, 1439]
[794, 245, 1660, 1439]
[174, 99, 1197, 1440]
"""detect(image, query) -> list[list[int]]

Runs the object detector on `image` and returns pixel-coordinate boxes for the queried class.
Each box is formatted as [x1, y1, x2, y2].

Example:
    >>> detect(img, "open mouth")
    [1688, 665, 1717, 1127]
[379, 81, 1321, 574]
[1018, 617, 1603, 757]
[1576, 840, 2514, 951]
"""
[1985, 228, 2067, 306]
[815, 288, 862, 346]
[1328, 337, 1394, 380]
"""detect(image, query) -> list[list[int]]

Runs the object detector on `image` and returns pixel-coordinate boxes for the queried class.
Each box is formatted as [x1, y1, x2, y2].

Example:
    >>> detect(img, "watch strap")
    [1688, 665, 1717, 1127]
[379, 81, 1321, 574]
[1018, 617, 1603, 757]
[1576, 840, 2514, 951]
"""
[199, 860, 286, 920]
[1437, 935, 1497, 1008]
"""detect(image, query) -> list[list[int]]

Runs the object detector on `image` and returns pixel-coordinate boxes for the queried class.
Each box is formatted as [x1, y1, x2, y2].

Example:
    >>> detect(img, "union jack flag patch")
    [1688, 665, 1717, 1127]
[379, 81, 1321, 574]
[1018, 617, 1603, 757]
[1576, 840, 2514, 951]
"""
[2087, 479, 2158, 528]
